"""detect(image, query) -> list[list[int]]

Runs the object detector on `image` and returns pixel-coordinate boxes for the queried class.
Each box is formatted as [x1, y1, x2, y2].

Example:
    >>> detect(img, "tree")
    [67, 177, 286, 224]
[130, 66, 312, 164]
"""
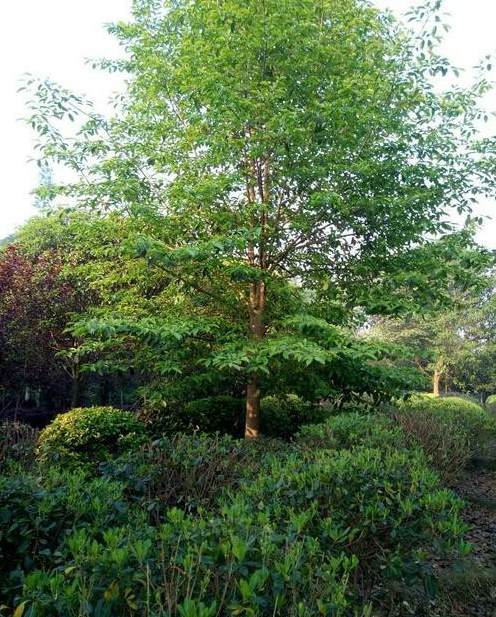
[0, 244, 86, 411]
[26, 0, 496, 436]
[368, 245, 496, 397]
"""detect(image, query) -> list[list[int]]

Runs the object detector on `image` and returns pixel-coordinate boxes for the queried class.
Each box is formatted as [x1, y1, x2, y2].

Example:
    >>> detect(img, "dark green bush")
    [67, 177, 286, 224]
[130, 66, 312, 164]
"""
[183, 395, 245, 435]
[0, 421, 37, 468]
[236, 447, 466, 580]
[101, 432, 287, 517]
[139, 395, 245, 436]
[1, 441, 466, 616]
[395, 394, 496, 480]
[260, 394, 329, 439]
[0, 468, 140, 600]
[140, 394, 325, 439]
[37, 406, 147, 466]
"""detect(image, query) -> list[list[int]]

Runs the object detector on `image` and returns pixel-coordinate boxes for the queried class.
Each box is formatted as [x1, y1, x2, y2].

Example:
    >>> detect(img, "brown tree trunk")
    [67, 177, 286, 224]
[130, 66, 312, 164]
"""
[433, 368, 441, 397]
[245, 280, 265, 438]
[245, 376, 261, 438]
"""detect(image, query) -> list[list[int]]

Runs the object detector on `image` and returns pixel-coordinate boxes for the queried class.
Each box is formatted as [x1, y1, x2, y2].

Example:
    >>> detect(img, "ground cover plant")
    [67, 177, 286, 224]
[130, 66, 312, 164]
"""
[0, 409, 472, 617]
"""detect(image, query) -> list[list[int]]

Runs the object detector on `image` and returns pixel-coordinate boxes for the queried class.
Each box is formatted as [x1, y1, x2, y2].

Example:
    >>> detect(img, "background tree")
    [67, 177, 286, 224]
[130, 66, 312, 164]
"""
[369, 250, 496, 397]
[0, 243, 86, 412]
[25, 0, 496, 436]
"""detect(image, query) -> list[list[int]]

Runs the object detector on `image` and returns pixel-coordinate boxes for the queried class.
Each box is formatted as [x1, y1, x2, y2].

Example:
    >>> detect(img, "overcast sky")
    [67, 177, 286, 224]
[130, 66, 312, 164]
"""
[1, 1, 495, 246]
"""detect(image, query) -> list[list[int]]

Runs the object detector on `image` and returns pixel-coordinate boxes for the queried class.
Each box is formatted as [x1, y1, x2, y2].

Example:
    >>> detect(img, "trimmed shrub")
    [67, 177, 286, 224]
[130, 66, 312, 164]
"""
[236, 447, 466, 577]
[486, 394, 496, 414]
[101, 432, 287, 517]
[260, 394, 329, 439]
[139, 394, 326, 439]
[395, 394, 496, 480]
[183, 395, 244, 435]
[139, 396, 245, 436]
[37, 406, 147, 466]
[0, 469, 141, 584]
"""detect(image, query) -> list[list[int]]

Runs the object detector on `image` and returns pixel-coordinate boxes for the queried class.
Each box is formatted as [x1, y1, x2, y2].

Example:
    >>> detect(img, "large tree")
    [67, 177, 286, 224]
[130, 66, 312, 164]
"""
[26, 0, 496, 436]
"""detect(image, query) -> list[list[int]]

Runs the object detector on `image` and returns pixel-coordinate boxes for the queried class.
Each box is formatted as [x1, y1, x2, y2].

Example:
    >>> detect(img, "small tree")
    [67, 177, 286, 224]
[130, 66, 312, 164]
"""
[26, 0, 496, 436]
[0, 245, 85, 410]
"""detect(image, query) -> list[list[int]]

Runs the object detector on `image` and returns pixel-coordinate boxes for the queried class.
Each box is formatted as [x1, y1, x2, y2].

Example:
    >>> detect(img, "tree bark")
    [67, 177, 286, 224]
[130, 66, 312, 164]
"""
[71, 374, 80, 408]
[433, 368, 441, 397]
[245, 376, 261, 438]
[244, 280, 266, 438]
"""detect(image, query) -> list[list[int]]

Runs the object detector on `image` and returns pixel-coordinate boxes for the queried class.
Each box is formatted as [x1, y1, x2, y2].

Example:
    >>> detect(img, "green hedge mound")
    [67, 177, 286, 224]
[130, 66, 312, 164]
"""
[486, 394, 496, 414]
[37, 406, 147, 466]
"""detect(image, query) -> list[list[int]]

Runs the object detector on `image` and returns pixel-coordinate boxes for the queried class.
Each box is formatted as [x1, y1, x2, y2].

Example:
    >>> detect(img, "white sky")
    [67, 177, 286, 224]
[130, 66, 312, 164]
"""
[1, 0, 495, 246]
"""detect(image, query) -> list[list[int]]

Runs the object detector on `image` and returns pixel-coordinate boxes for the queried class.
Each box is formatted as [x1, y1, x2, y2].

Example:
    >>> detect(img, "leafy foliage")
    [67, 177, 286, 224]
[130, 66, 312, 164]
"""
[1, 427, 467, 616]
[259, 394, 328, 439]
[22, 0, 496, 434]
[297, 412, 404, 452]
[0, 244, 87, 411]
[486, 394, 496, 414]
[0, 422, 37, 469]
[37, 406, 147, 466]
[395, 394, 496, 479]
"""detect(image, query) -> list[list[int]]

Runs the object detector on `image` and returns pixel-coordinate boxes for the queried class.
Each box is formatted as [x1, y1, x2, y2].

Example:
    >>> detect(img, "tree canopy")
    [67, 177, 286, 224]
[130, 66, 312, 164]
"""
[21, 0, 496, 435]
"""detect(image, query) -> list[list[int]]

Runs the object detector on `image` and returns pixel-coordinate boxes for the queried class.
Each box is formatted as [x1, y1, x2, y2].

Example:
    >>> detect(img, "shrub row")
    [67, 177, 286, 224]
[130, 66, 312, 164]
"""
[0, 440, 466, 616]
[140, 394, 327, 439]
[2, 394, 493, 614]
[395, 394, 496, 480]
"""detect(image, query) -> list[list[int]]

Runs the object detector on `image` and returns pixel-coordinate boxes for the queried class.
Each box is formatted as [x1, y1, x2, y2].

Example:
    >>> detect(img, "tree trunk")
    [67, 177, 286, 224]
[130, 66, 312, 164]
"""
[244, 280, 266, 438]
[71, 375, 80, 408]
[245, 376, 261, 438]
[433, 368, 441, 397]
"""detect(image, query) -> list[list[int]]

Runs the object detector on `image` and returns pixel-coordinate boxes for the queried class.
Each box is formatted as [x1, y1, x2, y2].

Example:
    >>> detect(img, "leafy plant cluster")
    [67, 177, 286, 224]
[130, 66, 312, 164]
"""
[485, 394, 496, 414]
[36, 406, 148, 467]
[395, 395, 496, 480]
[0, 402, 477, 617]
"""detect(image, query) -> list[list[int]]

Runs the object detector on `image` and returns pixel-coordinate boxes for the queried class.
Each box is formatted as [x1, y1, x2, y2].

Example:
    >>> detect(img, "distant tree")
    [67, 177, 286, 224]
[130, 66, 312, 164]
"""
[369, 251, 495, 397]
[25, 0, 496, 436]
[33, 162, 54, 210]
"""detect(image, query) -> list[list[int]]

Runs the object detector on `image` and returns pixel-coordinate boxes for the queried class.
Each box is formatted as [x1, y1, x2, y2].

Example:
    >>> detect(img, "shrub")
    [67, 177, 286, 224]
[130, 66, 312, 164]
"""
[183, 395, 245, 435]
[2, 442, 467, 617]
[139, 394, 326, 439]
[395, 395, 496, 480]
[486, 394, 496, 414]
[260, 394, 329, 439]
[0, 421, 37, 468]
[297, 412, 404, 451]
[139, 395, 245, 436]
[0, 468, 142, 598]
[37, 406, 147, 466]
[101, 432, 287, 517]
[236, 447, 466, 582]
[13, 504, 357, 617]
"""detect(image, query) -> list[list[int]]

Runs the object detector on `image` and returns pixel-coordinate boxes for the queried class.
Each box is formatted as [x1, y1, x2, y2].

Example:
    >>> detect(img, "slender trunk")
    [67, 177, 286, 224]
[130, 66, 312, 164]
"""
[433, 368, 441, 397]
[245, 280, 266, 438]
[245, 376, 261, 438]
[71, 374, 80, 408]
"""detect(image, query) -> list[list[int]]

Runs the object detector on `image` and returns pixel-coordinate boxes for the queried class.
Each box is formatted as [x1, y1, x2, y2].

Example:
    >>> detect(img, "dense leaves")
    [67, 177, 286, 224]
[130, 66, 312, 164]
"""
[0, 416, 470, 616]
[20, 0, 496, 434]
